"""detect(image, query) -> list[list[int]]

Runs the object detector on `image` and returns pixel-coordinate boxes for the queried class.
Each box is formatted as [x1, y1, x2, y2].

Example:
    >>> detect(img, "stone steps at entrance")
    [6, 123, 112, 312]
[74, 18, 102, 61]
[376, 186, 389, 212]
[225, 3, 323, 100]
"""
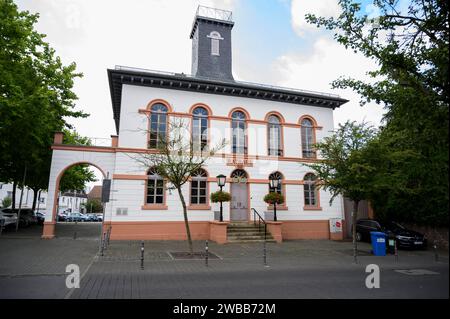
[227, 223, 275, 243]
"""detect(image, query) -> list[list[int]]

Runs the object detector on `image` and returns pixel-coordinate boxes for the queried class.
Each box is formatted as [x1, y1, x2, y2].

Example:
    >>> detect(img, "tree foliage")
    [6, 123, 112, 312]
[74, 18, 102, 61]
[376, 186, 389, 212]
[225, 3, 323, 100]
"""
[0, 0, 89, 206]
[81, 198, 103, 214]
[306, 0, 449, 226]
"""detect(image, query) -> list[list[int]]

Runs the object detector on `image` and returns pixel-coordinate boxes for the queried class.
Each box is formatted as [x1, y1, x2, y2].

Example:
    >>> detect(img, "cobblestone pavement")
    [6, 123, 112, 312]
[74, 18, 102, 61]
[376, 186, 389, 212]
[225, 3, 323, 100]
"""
[0, 224, 448, 299]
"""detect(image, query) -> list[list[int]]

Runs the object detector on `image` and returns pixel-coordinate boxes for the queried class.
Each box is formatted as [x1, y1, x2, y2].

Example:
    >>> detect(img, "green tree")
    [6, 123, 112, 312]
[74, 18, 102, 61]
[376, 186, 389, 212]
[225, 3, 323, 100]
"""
[304, 121, 377, 263]
[134, 118, 226, 254]
[0, 0, 87, 212]
[81, 198, 103, 214]
[1, 197, 12, 208]
[59, 130, 97, 193]
[306, 0, 449, 227]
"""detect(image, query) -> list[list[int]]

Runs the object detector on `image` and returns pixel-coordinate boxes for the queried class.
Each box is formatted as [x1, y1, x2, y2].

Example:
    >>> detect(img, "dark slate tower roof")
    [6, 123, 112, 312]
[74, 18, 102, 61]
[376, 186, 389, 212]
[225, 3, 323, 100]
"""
[190, 6, 234, 81]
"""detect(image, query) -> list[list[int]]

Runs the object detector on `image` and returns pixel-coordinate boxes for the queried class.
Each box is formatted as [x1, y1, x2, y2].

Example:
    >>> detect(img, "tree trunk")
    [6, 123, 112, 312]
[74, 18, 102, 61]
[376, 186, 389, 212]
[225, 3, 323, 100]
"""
[12, 181, 17, 210]
[352, 200, 360, 264]
[177, 187, 193, 254]
[31, 188, 39, 212]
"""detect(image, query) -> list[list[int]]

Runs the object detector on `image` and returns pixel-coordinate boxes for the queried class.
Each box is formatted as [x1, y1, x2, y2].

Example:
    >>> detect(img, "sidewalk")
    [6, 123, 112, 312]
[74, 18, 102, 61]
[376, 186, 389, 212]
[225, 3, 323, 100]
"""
[0, 224, 448, 299]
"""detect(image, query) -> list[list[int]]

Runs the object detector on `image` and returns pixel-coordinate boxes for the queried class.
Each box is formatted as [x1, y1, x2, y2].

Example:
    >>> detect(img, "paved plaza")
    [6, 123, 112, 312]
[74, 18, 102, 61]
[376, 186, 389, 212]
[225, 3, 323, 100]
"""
[0, 223, 448, 299]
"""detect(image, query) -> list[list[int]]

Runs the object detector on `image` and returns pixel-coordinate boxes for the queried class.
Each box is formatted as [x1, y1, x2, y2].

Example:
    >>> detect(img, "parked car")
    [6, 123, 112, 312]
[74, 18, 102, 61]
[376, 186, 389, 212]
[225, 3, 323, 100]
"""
[355, 219, 427, 249]
[1, 208, 37, 227]
[85, 213, 99, 222]
[57, 211, 68, 221]
[96, 214, 103, 222]
[0, 208, 18, 228]
[35, 211, 45, 225]
[66, 212, 88, 222]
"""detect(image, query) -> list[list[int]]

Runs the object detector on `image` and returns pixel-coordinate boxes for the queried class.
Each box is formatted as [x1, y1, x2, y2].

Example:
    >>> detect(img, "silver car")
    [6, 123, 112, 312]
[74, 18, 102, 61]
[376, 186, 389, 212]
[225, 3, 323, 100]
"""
[0, 208, 19, 227]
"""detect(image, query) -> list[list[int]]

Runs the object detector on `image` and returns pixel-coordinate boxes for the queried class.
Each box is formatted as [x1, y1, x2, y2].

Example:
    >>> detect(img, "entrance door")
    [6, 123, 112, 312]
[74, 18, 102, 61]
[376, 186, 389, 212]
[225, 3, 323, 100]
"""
[231, 183, 248, 221]
[230, 169, 249, 221]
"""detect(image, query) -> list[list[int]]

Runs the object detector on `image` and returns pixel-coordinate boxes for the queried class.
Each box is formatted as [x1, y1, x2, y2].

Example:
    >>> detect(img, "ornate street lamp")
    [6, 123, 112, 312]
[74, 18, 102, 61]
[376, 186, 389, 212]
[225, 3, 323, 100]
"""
[269, 175, 281, 222]
[216, 174, 226, 222]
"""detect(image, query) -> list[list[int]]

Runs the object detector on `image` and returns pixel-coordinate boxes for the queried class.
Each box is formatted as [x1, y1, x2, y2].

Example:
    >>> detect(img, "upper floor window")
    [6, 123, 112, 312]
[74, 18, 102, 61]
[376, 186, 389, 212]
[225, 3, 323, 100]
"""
[192, 107, 208, 152]
[303, 173, 318, 207]
[149, 103, 168, 149]
[207, 31, 223, 56]
[301, 118, 315, 158]
[268, 115, 283, 156]
[146, 167, 164, 205]
[190, 169, 208, 205]
[231, 111, 247, 154]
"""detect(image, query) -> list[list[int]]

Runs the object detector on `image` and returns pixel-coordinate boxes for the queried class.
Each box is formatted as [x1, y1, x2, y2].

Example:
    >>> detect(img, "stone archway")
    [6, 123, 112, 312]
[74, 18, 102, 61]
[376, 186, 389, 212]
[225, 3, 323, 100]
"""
[42, 161, 107, 239]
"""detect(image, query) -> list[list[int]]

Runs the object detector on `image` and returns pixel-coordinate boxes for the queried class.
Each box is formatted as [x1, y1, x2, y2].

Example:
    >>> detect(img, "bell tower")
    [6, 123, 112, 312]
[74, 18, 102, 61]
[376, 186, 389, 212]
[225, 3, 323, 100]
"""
[190, 6, 234, 81]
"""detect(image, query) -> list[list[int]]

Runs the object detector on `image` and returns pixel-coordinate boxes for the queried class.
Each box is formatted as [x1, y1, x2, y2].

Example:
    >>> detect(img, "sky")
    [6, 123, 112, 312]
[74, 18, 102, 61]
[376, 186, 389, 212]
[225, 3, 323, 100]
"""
[15, 0, 387, 185]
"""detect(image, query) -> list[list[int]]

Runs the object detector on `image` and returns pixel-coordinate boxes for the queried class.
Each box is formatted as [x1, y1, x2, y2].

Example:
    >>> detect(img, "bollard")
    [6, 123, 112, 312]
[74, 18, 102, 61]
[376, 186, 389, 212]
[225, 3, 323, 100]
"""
[140, 241, 144, 270]
[394, 239, 398, 262]
[100, 232, 106, 256]
[263, 241, 267, 266]
[205, 240, 209, 267]
[107, 227, 111, 246]
[433, 241, 439, 262]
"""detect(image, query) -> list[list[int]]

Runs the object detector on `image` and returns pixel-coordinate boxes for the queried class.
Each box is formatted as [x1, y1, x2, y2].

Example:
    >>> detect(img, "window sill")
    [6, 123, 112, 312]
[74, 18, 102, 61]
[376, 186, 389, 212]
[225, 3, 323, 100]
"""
[141, 204, 168, 210]
[303, 206, 322, 211]
[267, 206, 288, 211]
[187, 205, 211, 210]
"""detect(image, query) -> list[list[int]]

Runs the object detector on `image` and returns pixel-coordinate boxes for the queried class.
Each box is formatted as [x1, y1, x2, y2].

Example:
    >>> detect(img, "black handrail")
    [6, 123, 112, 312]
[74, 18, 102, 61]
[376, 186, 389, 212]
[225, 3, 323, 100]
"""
[251, 208, 267, 241]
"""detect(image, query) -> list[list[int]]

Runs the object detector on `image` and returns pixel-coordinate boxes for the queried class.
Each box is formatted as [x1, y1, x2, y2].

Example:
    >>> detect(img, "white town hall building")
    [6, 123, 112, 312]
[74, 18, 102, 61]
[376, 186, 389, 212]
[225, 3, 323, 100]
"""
[42, 7, 349, 242]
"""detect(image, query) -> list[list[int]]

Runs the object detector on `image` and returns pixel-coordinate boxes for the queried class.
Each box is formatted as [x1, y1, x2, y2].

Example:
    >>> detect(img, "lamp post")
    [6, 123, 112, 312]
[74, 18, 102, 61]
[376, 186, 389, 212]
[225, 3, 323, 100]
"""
[269, 176, 281, 222]
[216, 174, 226, 222]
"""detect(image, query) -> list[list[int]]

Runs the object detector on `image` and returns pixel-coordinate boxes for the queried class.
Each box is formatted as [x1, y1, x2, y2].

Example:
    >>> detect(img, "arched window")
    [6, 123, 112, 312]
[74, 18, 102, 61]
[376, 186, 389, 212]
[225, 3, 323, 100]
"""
[268, 115, 283, 156]
[301, 118, 315, 158]
[268, 171, 284, 194]
[192, 107, 208, 151]
[190, 169, 208, 205]
[303, 173, 317, 207]
[207, 31, 223, 56]
[231, 111, 247, 154]
[146, 167, 164, 204]
[148, 103, 168, 149]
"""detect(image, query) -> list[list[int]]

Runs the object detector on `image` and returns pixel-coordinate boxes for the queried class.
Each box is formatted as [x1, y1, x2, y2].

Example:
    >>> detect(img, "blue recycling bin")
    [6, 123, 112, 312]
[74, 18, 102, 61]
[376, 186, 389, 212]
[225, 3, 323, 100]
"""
[370, 231, 387, 256]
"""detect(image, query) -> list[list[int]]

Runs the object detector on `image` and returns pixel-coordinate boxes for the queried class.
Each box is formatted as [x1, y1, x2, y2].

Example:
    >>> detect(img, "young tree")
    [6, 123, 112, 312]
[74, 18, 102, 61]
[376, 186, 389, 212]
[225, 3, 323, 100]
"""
[134, 118, 226, 254]
[304, 121, 377, 263]
[306, 0, 449, 227]
[81, 198, 103, 214]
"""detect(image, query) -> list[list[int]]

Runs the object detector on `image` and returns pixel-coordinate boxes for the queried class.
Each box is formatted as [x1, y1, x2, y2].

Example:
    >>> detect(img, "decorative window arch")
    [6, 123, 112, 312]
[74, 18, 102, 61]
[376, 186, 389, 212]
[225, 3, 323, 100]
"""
[148, 103, 168, 149]
[146, 167, 165, 205]
[230, 169, 248, 183]
[267, 115, 283, 156]
[207, 31, 223, 56]
[231, 111, 247, 155]
[192, 106, 209, 152]
[190, 169, 208, 206]
[303, 173, 318, 207]
[301, 117, 316, 158]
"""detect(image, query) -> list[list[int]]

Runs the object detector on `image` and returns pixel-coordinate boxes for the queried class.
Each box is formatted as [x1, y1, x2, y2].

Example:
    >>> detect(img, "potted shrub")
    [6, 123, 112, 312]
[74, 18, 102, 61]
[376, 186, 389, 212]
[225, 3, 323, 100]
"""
[263, 192, 284, 221]
[210, 191, 231, 221]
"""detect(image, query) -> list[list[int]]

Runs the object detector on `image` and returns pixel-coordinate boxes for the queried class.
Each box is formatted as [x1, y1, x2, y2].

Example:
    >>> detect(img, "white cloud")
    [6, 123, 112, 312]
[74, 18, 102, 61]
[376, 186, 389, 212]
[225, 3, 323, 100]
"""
[16, 0, 238, 140]
[291, 0, 341, 36]
[271, 36, 384, 128]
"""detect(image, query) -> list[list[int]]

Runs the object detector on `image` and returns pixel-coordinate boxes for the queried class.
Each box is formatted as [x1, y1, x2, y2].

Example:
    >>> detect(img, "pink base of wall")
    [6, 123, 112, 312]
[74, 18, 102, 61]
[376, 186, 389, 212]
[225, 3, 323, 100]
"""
[42, 220, 344, 242]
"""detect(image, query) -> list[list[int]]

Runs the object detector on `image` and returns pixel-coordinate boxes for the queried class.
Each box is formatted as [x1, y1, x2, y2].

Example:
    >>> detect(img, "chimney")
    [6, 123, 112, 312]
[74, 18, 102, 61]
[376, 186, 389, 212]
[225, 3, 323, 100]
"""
[190, 6, 234, 81]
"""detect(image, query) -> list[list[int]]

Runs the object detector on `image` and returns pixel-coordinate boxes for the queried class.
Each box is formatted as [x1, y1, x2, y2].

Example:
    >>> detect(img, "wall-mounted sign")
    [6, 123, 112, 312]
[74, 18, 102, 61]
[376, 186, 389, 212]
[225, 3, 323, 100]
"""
[329, 218, 342, 233]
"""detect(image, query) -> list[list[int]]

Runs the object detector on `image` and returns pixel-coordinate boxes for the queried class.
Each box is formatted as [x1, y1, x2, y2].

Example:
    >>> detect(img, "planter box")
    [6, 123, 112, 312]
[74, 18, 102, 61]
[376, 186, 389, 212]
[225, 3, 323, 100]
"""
[264, 211, 274, 221]
[214, 211, 222, 221]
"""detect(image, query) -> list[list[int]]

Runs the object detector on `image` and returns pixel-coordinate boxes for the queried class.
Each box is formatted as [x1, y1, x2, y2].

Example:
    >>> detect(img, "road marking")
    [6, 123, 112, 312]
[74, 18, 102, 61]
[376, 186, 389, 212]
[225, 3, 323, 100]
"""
[64, 255, 98, 299]
[395, 269, 440, 275]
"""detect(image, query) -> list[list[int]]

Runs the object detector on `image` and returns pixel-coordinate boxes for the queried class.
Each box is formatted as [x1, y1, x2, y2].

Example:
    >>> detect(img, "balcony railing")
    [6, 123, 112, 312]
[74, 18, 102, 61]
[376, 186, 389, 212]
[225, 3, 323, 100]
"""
[195, 5, 233, 22]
